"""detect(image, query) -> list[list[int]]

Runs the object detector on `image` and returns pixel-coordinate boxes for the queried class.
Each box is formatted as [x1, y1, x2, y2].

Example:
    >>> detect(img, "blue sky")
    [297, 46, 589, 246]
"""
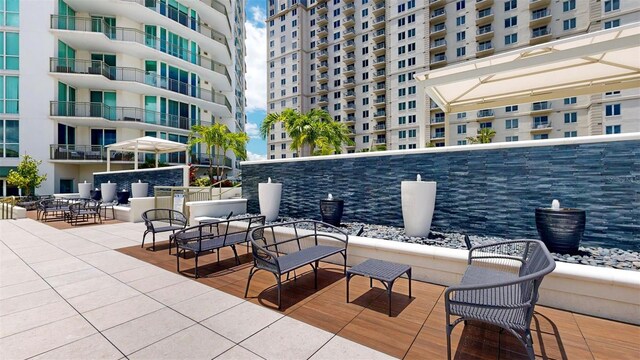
[243, 0, 268, 160]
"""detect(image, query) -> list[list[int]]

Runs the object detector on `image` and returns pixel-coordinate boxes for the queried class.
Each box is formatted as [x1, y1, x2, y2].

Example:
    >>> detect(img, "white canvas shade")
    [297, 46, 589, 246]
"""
[415, 23, 640, 114]
[105, 136, 189, 171]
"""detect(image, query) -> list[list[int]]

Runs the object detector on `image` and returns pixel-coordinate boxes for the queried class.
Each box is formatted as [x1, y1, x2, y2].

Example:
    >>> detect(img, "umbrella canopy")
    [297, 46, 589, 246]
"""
[415, 23, 640, 114]
[105, 136, 189, 171]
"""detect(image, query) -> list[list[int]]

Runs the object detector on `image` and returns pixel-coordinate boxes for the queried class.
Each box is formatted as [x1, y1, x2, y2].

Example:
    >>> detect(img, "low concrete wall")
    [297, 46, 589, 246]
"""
[94, 165, 189, 196]
[255, 224, 640, 325]
[1, 204, 27, 219]
[186, 199, 247, 225]
[128, 197, 156, 223]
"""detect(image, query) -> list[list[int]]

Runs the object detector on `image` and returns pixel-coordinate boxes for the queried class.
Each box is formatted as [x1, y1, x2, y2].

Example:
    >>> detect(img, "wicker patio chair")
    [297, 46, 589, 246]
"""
[444, 239, 555, 359]
[141, 209, 188, 251]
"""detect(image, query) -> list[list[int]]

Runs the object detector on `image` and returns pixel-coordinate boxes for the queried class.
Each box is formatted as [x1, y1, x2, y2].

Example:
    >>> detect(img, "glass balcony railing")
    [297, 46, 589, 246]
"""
[50, 101, 192, 130]
[50, 58, 231, 111]
[477, 109, 494, 118]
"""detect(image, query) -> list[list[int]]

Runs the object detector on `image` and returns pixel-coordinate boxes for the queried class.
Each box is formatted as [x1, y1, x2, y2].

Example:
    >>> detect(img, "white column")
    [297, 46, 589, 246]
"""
[417, 83, 428, 148]
[134, 143, 139, 170]
[155, 152, 159, 168]
[107, 148, 111, 172]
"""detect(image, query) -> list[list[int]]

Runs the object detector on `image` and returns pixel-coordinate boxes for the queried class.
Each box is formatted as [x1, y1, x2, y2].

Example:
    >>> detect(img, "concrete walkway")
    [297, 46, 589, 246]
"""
[0, 219, 394, 360]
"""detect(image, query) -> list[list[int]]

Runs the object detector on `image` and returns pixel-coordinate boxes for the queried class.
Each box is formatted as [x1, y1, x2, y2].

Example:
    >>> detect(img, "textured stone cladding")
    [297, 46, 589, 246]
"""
[93, 168, 184, 197]
[242, 140, 640, 251]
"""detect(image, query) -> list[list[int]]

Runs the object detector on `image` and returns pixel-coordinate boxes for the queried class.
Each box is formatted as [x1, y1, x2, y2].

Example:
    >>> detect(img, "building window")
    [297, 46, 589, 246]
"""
[0, 0, 19, 27]
[505, 33, 517, 45]
[281, 143, 286, 150]
[457, 140, 467, 145]
[505, 119, 518, 129]
[504, 0, 517, 11]
[480, 122, 492, 129]
[398, 116, 406, 125]
[604, 0, 620, 12]
[457, 112, 466, 119]
[0, 119, 18, 157]
[604, 19, 620, 29]
[605, 104, 621, 116]
[408, 129, 416, 138]
[408, 115, 416, 123]
[0, 75, 18, 114]
[398, 130, 406, 139]
[456, 15, 465, 26]
[505, 136, 518, 142]
[398, 144, 406, 150]
[408, 144, 417, 149]
[456, 0, 465, 11]
[563, 0, 576, 11]
[457, 124, 466, 134]
[504, 16, 517, 28]
[363, 135, 369, 143]
[270, 144, 275, 151]
[605, 125, 621, 134]
[0, 32, 18, 69]
[564, 112, 577, 123]
[533, 134, 549, 140]
[564, 97, 577, 105]
[564, 131, 577, 138]
[456, 31, 465, 42]
[505, 105, 518, 112]
[563, 18, 576, 30]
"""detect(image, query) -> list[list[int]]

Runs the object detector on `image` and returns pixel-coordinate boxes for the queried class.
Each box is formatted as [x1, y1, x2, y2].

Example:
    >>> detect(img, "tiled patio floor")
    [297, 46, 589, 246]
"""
[2, 218, 639, 359]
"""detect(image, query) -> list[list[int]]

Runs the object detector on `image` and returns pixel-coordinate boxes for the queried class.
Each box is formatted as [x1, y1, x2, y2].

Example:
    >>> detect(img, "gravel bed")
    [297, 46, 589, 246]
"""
[238, 215, 640, 272]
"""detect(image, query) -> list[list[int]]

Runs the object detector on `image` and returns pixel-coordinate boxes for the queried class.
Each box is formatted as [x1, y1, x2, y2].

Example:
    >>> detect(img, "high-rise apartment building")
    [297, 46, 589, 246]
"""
[265, 0, 639, 159]
[0, 0, 245, 196]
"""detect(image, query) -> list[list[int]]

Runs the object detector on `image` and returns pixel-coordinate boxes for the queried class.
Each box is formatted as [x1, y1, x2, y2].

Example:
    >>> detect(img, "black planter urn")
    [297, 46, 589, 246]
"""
[90, 189, 102, 201]
[117, 191, 130, 205]
[320, 199, 344, 226]
[535, 208, 586, 254]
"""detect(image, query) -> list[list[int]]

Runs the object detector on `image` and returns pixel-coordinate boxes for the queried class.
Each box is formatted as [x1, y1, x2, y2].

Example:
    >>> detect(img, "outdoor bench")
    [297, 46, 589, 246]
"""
[444, 239, 555, 360]
[141, 209, 188, 251]
[37, 198, 71, 221]
[171, 215, 266, 278]
[245, 220, 349, 309]
[67, 200, 102, 226]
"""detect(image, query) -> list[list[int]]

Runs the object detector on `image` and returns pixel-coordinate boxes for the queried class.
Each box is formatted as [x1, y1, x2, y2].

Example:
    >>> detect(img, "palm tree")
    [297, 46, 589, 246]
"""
[261, 108, 353, 156]
[189, 123, 249, 184]
[466, 127, 496, 144]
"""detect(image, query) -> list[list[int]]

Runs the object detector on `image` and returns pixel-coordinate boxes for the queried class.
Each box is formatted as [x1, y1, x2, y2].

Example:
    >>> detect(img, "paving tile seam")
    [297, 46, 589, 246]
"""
[570, 312, 597, 359]
[400, 289, 445, 360]
[0, 290, 65, 317]
[213, 345, 266, 360]
[23, 332, 109, 360]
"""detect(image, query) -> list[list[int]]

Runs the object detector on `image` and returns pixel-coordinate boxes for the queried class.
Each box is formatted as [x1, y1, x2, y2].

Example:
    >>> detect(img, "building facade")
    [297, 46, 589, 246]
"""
[0, 0, 245, 196]
[265, 0, 639, 159]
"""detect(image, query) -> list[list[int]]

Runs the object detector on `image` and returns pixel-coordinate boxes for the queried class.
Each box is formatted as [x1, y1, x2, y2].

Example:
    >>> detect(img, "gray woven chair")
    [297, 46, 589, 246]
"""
[445, 240, 555, 359]
[245, 220, 348, 309]
[141, 209, 188, 251]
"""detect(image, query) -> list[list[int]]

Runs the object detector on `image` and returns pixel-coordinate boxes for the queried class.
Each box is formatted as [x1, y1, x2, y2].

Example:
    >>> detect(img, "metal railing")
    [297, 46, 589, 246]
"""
[50, 58, 230, 109]
[50, 15, 232, 79]
[50, 101, 192, 130]
[0, 196, 15, 220]
[154, 180, 241, 219]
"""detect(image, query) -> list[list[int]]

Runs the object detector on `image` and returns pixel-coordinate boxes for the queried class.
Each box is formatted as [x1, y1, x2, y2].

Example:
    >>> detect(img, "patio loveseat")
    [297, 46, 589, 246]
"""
[245, 220, 349, 309]
[444, 240, 555, 360]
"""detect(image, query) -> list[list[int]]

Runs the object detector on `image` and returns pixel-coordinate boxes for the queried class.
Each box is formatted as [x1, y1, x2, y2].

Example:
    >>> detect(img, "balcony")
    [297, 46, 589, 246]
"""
[374, 137, 387, 144]
[343, 27, 356, 39]
[318, 61, 329, 72]
[318, 84, 329, 94]
[50, 15, 232, 73]
[318, 72, 329, 83]
[344, 65, 356, 76]
[373, 123, 386, 132]
[318, 26, 328, 37]
[431, 54, 447, 68]
[475, 0, 494, 9]
[374, 110, 386, 119]
[373, 16, 385, 29]
[318, 37, 329, 49]
[344, 90, 356, 99]
[531, 101, 552, 114]
[343, 0, 354, 3]
[318, 49, 329, 60]
[476, 25, 494, 41]
[344, 77, 356, 88]
[49, 144, 123, 162]
[343, 3, 355, 15]
[373, 69, 386, 80]
[430, 24, 446, 37]
[530, 26, 552, 44]
[344, 115, 356, 123]
[373, 82, 386, 94]
[373, 42, 386, 55]
[343, 15, 355, 27]
[318, 96, 329, 106]
[373, 28, 385, 41]
[317, 2, 327, 14]
[476, 8, 494, 25]
[531, 120, 553, 132]
[374, 96, 386, 107]
[529, 0, 551, 10]
[373, 1, 385, 16]
[430, 39, 447, 52]
[49, 58, 232, 116]
[530, 8, 552, 27]
[429, 0, 445, 8]
[348, 127, 356, 135]
[430, 9, 446, 22]
[50, 101, 191, 132]
[344, 52, 356, 64]
[344, 39, 356, 51]
[373, 56, 386, 69]
[432, 130, 446, 140]
[476, 41, 494, 57]
[318, 14, 328, 26]
[476, 109, 495, 120]
[431, 117, 445, 125]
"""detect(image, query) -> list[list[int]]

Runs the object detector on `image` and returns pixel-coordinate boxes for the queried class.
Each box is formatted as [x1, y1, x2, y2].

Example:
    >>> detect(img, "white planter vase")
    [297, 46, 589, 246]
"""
[131, 182, 149, 198]
[101, 183, 117, 203]
[401, 181, 437, 237]
[258, 182, 282, 222]
[78, 182, 92, 199]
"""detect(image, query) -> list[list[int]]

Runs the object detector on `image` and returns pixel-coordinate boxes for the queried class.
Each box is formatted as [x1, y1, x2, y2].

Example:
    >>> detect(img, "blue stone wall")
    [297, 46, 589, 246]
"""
[242, 139, 640, 251]
[94, 167, 185, 197]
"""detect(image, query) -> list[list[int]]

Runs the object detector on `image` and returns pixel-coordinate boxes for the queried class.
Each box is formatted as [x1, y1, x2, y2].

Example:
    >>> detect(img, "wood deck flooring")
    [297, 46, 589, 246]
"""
[118, 240, 640, 359]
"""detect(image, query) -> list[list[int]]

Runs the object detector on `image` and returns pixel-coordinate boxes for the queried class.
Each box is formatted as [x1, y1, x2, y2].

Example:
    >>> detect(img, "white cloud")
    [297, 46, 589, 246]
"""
[244, 6, 267, 112]
[247, 150, 267, 161]
[245, 121, 261, 139]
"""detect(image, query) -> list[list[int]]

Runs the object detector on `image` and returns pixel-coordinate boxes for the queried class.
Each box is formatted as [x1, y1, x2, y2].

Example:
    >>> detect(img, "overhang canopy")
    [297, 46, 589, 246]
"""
[415, 23, 640, 113]
[105, 136, 189, 171]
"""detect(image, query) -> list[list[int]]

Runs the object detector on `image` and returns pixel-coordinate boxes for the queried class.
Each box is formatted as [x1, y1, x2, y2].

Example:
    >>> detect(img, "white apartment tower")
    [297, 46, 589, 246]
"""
[266, 0, 639, 159]
[0, 0, 245, 196]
